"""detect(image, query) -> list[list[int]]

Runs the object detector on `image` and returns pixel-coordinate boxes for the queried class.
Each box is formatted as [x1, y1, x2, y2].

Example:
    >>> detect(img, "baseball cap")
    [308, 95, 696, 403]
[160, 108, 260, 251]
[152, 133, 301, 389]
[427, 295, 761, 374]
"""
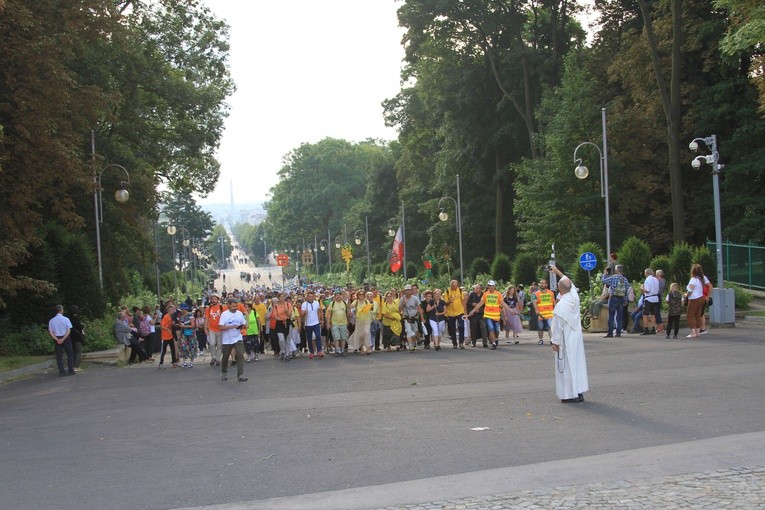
[487, 280, 497, 286]
[404, 284, 412, 290]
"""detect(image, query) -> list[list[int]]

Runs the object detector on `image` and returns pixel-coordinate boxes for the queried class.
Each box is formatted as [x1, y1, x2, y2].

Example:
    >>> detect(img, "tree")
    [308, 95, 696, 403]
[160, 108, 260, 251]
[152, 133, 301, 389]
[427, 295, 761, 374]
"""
[715, 0, 765, 115]
[635, 0, 685, 242]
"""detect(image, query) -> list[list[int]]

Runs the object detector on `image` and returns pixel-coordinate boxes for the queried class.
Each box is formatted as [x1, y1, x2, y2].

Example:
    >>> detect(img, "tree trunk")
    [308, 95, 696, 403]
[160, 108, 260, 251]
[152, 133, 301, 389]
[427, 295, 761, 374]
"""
[637, 0, 685, 241]
[495, 150, 504, 255]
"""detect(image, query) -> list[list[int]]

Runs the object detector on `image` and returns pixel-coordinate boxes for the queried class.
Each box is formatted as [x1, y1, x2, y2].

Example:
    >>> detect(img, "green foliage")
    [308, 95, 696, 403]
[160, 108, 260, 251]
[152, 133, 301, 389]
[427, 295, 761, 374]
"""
[731, 284, 752, 310]
[692, 245, 717, 286]
[470, 257, 491, 279]
[668, 242, 695, 287]
[0, 323, 53, 356]
[490, 254, 513, 283]
[82, 316, 119, 352]
[651, 254, 674, 283]
[618, 237, 653, 282]
[511, 253, 539, 287]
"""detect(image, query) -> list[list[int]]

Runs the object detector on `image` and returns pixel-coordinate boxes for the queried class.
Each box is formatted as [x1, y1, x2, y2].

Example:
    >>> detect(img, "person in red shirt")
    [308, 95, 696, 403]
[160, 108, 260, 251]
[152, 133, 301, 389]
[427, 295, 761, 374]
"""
[205, 295, 224, 366]
[159, 304, 179, 368]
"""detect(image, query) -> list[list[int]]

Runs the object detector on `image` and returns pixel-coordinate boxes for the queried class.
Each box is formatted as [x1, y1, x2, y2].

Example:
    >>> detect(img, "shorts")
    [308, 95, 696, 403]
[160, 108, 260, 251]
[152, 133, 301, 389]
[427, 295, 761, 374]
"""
[485, 318, 501, 334]
[331, 324, 349, 341]
[642, 301, 659, 316]
[537, 317, 551, 331]
[404, 319, 418, 339]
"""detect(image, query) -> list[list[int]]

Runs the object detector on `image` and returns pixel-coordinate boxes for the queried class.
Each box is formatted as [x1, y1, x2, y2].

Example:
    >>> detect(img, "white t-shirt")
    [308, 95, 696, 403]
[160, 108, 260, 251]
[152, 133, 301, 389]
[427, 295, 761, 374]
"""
[219, 310, 246, 345]
[301, 300, 321, 327]
[643, 275, 660, 303]
[686, 275, 710, 300]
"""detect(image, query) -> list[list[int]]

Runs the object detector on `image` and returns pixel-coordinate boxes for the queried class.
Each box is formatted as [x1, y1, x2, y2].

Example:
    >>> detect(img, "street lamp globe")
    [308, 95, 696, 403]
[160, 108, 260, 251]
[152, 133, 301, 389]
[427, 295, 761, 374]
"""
[355, 238, 361, 245]
[115, 187, 129, 203]
[167, 225, 177, 236]
[388, 228, 395, 237]
[335, 241, 341, 248]
[183, 239, 190, 247]
[574, 164, 589, 179]
[438, 210, 449, 222]
[320, 245, 325, 251]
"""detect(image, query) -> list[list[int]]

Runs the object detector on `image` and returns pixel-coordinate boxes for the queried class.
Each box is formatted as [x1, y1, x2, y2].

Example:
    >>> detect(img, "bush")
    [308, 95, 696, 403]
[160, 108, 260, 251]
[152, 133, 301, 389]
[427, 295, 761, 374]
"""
[732, 284, 752, 310]
[618, 236, 652, 282]
[512, 253, 539, 286]
[469, 257, 491, 279]
[693, 245, 717, 286]
[490, 253, 513, 282]
[82, 316, 119, 352]
[0, 323, 54, 356]
[668, 242, 694, 287]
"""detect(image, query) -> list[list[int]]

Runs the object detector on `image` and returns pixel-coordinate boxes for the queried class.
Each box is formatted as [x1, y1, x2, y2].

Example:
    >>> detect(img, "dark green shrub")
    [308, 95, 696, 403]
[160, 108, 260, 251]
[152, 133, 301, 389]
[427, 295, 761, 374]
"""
[82, 316, 119, 352]
[618, 236, 652, 282]
[470, 257, 491, 279]
[692, 245, 717, 286]
[669, 242, 694, 287]
[512, 253, 538, 286]
[490, 253, 513, 282]
[0, 324, 54, 356]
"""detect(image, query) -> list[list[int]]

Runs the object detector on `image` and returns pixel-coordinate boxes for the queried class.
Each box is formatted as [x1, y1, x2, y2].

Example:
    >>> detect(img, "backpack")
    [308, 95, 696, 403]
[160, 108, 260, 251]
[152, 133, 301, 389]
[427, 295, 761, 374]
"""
[613, 276, 627, 298]
[138, 317, 151, 338]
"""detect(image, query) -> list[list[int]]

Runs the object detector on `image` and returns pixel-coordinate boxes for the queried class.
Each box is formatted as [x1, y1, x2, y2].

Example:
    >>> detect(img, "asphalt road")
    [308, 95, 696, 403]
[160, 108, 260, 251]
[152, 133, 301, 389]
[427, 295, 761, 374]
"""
[1, 325, 763, 510]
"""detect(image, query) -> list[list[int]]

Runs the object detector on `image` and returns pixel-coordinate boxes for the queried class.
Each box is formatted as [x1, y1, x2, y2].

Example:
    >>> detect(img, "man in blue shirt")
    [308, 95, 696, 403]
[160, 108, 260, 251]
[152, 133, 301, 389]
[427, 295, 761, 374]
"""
[601, 265, 630, 338]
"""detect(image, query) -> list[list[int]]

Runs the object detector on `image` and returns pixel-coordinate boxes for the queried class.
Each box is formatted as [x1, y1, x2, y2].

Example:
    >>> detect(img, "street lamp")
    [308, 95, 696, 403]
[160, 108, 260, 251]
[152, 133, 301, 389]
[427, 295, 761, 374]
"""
[319, 238, 331, 274]
[437, 174, 464, 284]
[354, 218, 371, 276]
[573, 107, 611, 258]
[167, 225, 178, 297]
[260, 233, 268, 265]
[94, 164, 131, 288]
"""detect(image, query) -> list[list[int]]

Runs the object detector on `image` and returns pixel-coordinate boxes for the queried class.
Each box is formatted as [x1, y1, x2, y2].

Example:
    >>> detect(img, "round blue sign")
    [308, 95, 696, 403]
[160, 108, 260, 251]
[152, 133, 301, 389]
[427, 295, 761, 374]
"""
[579, 252, 598, 272]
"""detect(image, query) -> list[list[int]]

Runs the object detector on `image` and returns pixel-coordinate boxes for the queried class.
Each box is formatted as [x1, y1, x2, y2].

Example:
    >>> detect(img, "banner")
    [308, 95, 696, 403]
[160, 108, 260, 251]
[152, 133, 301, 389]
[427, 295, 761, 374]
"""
[389, 226, 404, 273]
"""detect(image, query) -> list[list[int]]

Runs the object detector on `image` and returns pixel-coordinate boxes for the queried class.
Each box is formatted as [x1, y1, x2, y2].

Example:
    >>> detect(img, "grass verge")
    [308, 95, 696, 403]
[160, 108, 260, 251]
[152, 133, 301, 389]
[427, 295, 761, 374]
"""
[0, 356, 51, 373]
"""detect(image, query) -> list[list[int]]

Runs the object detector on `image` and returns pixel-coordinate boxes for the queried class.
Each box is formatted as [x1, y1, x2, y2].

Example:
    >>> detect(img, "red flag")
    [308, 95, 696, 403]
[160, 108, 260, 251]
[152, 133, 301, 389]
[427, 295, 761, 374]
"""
[389, 226, 404, 273]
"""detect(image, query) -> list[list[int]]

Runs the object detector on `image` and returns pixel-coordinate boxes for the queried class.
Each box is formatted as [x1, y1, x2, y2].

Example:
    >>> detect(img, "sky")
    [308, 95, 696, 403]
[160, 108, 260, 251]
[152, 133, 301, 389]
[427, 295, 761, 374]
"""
[199, 0, 406, 205]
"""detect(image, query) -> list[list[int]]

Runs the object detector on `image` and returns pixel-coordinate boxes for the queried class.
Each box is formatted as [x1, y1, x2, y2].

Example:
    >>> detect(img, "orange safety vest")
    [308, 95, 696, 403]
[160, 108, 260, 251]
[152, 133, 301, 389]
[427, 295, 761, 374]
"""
[534, 289, 555, 319]
[482, 291, 502, 321]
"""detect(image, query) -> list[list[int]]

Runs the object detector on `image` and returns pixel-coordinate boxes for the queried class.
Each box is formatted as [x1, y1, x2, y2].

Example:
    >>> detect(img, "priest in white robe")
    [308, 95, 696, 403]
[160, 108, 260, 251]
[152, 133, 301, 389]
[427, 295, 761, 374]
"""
[550, 265, 589, 403]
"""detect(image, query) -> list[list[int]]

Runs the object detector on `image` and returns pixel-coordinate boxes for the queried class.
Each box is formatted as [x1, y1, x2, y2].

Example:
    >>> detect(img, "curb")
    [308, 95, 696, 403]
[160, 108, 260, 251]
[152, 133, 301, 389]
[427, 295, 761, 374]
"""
[0, 360, 54, 383]
[742, 315, 765, 324]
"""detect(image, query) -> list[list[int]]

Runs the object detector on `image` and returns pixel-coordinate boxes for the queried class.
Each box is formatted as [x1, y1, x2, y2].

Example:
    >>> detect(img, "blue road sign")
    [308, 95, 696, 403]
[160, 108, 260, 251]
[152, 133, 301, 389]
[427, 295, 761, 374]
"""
[579, 252, 598, 272]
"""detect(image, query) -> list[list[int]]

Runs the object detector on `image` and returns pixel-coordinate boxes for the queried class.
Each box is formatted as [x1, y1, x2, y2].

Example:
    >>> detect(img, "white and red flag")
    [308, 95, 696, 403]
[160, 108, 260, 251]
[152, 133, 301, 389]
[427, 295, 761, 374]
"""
[389, 226, 404, 273]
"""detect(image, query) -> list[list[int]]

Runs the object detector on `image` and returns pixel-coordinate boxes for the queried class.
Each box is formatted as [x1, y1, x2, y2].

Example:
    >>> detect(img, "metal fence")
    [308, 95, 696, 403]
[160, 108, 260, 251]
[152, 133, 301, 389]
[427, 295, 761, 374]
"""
[708, 240, 765, 290]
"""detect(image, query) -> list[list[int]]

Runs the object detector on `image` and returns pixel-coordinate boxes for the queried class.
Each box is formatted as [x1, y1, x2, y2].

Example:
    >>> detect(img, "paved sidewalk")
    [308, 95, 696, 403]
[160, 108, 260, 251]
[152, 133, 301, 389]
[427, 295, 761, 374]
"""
[375, 466, 765, 509]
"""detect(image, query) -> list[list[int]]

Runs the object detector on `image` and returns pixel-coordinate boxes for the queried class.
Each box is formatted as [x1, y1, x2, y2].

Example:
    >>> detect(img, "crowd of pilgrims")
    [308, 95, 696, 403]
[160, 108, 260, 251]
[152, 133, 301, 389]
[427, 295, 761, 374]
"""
[118, 280, 545, 368]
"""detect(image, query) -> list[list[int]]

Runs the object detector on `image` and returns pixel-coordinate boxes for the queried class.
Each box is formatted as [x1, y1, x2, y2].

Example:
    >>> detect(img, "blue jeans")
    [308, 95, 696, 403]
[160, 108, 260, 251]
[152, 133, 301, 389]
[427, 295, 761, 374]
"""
[305, 323, 322, 353]
[608, 296, 625, 335]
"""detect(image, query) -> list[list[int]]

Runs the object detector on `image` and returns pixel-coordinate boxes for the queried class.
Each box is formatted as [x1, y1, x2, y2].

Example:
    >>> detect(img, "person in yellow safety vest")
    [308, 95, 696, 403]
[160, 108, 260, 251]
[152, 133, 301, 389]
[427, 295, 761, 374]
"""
[533, 279, 556, 345]
[467, 280, 511, 350]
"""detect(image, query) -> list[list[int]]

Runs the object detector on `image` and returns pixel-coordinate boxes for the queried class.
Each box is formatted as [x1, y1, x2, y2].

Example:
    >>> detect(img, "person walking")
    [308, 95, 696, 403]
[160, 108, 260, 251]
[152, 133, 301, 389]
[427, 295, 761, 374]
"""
[205, 295, 224, 367]
[425, 289, 446, 350]
[244, 302, 260, 362]
[158, 304, 179, 369]
[532, 279, 556, 344]
[48, 305, 75, 377]
[301, 290, 324, 358]
[502, 286, 523, 343]
[218, 298, 248, 381]
[444, 279, 466, 349]
[326, 290, 350, 357]
[601, 265, 630, 338]
[468, 280, 506, 350]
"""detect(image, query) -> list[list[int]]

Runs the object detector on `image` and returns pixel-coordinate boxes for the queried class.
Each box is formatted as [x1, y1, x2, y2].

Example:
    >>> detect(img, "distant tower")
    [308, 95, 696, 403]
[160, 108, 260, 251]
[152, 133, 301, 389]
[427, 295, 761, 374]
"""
[230, 179, 234, 210]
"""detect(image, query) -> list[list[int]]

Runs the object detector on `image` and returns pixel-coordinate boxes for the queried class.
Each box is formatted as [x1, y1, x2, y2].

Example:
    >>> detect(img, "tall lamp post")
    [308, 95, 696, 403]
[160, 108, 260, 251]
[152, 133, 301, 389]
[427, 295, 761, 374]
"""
[437, 174, 464, 284]
[319, 238, 331, 274]
[354, 222, 371, 277]
[94, 164, 131, 288]
[573, 107, 611, 258]
[167, 225, 178, 297]
[260, 233, 268, 266]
